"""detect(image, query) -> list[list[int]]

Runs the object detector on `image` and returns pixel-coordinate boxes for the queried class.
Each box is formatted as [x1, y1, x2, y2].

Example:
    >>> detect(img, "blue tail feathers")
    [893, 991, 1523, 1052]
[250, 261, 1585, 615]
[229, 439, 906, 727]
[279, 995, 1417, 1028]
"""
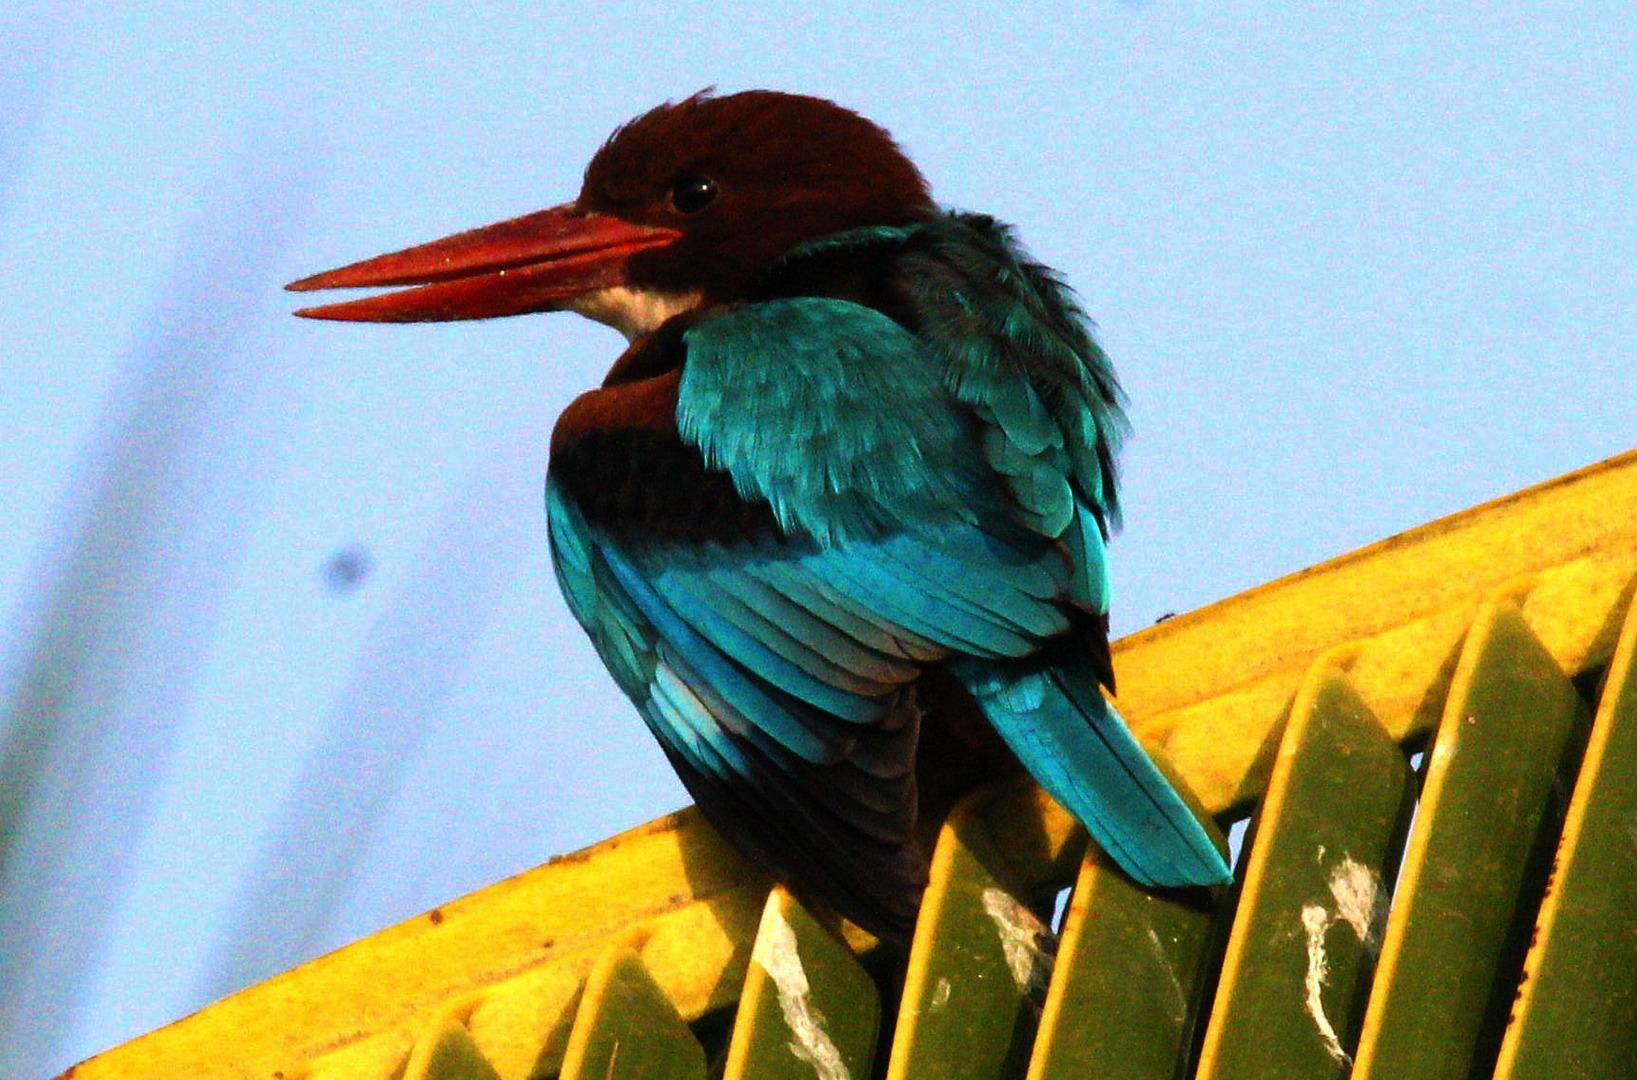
[953, 650, 1233, 888]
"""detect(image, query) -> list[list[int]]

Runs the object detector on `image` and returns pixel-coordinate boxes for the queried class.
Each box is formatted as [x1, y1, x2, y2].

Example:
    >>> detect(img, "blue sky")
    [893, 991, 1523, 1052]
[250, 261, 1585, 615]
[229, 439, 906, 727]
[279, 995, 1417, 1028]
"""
[1, 3, 1633, 1075]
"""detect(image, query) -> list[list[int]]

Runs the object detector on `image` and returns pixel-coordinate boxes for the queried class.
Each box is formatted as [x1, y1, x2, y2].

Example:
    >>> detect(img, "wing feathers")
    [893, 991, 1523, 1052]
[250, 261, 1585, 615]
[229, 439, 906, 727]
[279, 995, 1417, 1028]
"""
[545, 215, 1229, 939]
[603, 547, 844, 764]
[648, 565, 889, 722]
[751, 561, 947, 661]
[704, 566, 921, 685]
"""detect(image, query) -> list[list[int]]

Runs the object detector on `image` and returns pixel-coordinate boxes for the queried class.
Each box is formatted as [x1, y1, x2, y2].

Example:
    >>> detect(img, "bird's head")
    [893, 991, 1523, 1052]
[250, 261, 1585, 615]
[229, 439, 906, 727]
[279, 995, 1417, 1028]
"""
[287, 91, 935, 338]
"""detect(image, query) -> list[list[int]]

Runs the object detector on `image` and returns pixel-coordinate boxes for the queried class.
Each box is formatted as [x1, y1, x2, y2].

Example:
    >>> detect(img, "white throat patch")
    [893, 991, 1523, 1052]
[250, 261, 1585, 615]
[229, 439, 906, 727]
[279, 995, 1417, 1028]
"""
[566, 285, 705, 341]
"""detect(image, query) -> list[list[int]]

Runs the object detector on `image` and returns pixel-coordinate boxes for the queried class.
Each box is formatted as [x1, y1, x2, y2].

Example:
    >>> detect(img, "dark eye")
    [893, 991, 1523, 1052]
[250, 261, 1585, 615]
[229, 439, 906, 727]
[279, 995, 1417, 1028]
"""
[669, 174, 718, 214]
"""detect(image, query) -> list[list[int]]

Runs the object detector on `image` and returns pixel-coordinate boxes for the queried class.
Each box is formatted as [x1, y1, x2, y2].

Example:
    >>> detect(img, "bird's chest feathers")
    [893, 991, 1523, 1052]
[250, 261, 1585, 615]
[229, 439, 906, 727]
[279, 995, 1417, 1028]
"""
[553, 367, 682, 451]
[565, 285, 705, 341]
[549, 366, 777, 543]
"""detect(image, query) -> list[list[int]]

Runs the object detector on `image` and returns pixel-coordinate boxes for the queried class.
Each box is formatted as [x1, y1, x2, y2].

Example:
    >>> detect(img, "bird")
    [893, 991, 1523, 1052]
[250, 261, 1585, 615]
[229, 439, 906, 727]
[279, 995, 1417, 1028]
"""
[287, 90, 1231, 941]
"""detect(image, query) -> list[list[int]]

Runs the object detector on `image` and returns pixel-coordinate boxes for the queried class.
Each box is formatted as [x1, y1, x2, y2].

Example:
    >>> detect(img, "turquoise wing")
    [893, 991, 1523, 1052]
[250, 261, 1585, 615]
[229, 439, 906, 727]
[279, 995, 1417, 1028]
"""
[550, 479, 931, 934]
[770, 213, 1127, 618]
[550, 283, 1225, 939]
[686, 293, 1224, 888]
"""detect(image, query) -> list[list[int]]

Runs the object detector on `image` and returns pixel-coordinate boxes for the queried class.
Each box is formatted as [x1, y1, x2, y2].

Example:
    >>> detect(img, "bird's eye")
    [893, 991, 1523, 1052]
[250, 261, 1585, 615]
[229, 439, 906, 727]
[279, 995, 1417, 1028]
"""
[669, 175, 718, 214]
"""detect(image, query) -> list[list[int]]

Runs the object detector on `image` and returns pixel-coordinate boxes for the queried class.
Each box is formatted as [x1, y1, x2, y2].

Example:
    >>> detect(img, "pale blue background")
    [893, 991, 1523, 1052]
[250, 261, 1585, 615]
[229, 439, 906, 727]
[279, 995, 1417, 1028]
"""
[1, 3, 1632, 1075]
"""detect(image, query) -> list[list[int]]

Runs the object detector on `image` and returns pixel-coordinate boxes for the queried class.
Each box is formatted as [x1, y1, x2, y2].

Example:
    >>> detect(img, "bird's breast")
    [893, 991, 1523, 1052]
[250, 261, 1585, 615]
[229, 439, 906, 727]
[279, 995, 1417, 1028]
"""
[549, 370, 779, 544]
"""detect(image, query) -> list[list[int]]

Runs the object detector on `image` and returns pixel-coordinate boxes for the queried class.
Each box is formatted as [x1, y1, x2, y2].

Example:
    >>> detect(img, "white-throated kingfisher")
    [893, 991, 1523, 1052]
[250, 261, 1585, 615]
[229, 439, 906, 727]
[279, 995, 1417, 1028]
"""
[288, 91, 1231, 941]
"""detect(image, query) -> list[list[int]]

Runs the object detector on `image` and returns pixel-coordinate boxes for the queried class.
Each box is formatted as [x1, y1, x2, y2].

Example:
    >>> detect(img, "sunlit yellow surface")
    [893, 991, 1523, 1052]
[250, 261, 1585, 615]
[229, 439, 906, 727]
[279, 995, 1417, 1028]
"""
[68, 449, 1637, 1080]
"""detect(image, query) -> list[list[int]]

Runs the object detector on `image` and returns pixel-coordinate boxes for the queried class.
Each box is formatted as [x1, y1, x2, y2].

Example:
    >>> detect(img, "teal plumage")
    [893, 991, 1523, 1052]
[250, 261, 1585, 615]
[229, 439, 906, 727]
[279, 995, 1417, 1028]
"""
[547, 214, 1230, 937]
[294, 90, 1232, 941]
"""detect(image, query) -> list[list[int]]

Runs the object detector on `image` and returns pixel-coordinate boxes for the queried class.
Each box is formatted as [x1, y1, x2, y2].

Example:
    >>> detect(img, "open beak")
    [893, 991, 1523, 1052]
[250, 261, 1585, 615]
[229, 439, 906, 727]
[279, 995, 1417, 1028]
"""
[286, 204, 681, 322]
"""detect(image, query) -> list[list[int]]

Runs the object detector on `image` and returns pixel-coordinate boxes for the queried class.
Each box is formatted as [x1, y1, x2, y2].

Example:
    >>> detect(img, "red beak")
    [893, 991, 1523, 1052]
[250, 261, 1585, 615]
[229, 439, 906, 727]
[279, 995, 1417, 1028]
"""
[286, 204, 681, 322]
